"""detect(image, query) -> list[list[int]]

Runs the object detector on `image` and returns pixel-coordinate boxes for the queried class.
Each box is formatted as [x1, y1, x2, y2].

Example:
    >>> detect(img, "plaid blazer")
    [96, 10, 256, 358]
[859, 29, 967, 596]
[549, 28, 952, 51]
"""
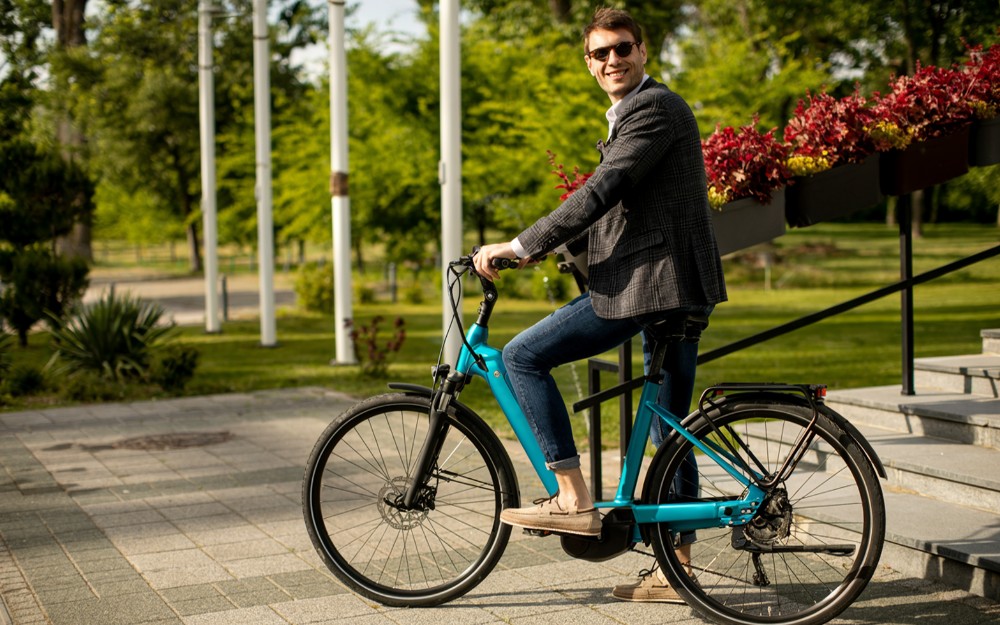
[517, 78, 727, 319]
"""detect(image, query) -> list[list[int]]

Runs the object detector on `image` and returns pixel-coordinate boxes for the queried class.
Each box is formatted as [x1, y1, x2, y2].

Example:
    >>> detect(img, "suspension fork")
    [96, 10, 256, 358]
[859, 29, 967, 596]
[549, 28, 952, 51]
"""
[401, 370, 465, 509]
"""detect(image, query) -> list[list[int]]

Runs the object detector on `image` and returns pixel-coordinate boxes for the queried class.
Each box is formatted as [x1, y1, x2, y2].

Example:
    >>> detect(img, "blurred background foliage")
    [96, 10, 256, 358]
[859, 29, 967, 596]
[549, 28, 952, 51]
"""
[1, 0, 998, 274]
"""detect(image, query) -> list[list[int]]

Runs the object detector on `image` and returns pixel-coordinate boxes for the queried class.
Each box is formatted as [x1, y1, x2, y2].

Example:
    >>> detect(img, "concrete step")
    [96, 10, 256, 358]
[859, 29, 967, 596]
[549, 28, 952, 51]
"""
[696, 438, 1000, 601]
[827, 385, 1000, 449]
[879, 485, 1000, 602]
[738, 419, 1000, 516]
[984, 328, 1000, 355]
[914, 354, 1000, 397]
[855, 424, 1000, 515]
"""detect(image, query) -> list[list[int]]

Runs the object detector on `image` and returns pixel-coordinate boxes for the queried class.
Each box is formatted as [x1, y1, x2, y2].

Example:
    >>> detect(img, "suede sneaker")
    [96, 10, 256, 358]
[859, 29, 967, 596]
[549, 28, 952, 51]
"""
[612, 566, 686, 604]
[499, 495, 602, 537]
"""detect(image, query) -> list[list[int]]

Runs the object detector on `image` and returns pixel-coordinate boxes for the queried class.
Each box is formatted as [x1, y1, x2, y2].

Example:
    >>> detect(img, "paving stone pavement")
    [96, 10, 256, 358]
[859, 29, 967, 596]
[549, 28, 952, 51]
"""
[1, 387, 998, 625]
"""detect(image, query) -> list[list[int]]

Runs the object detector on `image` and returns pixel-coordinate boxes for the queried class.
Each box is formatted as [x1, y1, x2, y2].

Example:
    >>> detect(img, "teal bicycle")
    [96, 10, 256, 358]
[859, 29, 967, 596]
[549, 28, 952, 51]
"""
[303, 252, 887, 625]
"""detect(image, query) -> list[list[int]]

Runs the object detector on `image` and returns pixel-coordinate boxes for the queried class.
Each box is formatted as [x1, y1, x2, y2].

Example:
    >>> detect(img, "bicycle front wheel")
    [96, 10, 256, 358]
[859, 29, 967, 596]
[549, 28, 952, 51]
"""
[643, 397, 885, 625]
[303, 393, 519, 606]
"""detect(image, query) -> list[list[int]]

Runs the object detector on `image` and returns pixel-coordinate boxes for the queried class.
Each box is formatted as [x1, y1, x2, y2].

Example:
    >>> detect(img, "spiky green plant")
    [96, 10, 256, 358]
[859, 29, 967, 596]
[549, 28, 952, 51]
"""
[50, 290, 176, 380]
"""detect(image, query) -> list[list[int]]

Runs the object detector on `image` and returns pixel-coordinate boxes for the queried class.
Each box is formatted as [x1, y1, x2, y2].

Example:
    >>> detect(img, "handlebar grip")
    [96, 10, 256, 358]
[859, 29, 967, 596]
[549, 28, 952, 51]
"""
[491, 257, 518, 270]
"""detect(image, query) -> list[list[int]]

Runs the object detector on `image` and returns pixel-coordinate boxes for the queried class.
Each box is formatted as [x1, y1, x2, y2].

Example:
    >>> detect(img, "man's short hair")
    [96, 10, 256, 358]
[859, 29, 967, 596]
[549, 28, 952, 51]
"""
[583, 7, 643, 53]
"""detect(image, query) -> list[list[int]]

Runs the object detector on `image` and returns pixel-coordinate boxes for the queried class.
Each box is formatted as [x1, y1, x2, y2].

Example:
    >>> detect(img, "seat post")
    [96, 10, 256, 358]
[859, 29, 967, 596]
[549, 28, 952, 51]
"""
[643, 312, 710, 380]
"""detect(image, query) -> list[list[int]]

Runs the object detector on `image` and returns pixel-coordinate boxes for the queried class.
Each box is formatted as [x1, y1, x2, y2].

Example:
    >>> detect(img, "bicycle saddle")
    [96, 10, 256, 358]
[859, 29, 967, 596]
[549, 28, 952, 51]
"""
[645, 312, 710, 344]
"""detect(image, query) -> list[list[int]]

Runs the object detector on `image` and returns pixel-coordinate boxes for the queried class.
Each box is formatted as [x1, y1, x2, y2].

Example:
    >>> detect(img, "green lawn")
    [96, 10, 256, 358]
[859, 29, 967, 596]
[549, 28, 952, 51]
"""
[5, 223, 999, 452]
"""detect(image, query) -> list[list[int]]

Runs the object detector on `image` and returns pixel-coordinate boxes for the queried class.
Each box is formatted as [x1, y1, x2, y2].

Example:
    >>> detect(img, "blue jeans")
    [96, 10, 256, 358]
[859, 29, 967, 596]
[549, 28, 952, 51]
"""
[503, 293, 708, 546]
[502, 293, 711, 468]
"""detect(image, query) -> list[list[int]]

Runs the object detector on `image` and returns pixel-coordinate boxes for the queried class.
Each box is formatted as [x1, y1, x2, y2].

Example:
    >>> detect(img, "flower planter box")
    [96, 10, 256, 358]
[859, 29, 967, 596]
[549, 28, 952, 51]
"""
[879, 125, 971, 196]
[712, 189, 786, 256]
[969, 116, 1000, 167]
[785, 154, 883, 228]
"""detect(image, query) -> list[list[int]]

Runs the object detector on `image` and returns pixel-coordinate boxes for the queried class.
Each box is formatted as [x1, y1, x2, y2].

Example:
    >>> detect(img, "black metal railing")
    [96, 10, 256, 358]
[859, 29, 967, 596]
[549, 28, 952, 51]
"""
[574, 236, 1000, 499]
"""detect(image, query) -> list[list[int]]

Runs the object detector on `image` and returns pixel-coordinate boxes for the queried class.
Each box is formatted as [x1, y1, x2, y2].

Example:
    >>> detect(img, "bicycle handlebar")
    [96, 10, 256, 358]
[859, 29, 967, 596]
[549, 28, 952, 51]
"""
[452, 249, 520, 277]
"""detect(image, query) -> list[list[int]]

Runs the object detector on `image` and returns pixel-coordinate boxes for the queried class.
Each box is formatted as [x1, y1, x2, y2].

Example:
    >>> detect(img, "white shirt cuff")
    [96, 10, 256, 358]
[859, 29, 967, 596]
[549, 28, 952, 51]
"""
[510, 237, 527, 259]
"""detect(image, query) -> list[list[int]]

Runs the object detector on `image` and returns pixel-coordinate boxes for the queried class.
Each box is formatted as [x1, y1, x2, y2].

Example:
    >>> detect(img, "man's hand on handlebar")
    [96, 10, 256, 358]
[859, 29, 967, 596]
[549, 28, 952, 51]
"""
[473, 242, 530, 282]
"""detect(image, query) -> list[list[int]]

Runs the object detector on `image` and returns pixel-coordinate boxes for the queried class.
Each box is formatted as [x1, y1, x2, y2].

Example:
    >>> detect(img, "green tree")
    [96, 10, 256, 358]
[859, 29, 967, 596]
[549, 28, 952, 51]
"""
[51, 0, 324, 270]
[0, 142, 92, 346]
[0, 0, 49, 142]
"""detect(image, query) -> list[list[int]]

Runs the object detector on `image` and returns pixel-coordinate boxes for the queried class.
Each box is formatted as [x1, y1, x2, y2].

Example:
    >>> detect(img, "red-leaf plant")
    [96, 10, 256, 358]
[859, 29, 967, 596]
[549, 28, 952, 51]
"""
[783, 89, 878, 176]
[547, 150, 592, 200]
[960, 42, 1000, 119]
[869, 61, 978, 150]
[702, 116, 792, 209]
[345, 316, 407, 378]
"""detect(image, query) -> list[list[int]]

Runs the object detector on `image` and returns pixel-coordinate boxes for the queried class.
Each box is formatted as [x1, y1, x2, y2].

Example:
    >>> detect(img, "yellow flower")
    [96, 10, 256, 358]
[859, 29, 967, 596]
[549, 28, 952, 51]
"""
[866, 121, 914, 150]
[707, 186, 730, 210]
[786, 154, 832, 177]
[971, 100, 998, 120]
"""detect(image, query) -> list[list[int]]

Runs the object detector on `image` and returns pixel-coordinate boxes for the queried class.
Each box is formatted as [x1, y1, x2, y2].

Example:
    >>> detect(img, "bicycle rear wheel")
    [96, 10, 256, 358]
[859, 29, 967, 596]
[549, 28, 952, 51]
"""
[303, 393, 519, 606]
[643, 397, 884, 625]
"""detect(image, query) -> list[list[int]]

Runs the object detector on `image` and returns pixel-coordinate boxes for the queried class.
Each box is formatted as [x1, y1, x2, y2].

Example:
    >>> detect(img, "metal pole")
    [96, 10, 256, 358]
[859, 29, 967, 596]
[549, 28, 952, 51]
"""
[328, 0, 355, 364]
[198, 0, 221, 333]
[252, 0, 276, 346]
[898, 194, 915, 395]
[440, 0, 463, 364]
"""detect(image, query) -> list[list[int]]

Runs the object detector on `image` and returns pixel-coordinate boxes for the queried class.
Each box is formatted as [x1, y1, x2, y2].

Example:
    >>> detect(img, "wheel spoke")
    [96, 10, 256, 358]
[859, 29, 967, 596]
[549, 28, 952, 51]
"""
[303, 397, 514, 605]
[648, 401, 884, 624]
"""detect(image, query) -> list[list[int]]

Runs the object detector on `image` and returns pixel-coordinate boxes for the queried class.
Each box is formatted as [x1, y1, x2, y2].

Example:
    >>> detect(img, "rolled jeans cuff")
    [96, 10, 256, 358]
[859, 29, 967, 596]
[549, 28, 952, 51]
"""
[547, 455, 581, 471]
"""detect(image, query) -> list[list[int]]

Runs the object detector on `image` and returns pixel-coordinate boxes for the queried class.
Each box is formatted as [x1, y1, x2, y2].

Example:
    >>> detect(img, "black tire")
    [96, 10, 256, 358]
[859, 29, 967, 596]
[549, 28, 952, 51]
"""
[643, 397, 885, 625]
[303, 393, 519, 606]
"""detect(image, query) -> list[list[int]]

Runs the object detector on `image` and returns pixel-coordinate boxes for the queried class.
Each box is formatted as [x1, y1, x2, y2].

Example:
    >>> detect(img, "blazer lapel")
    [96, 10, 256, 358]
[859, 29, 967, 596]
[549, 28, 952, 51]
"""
[606, 77, 661, 145]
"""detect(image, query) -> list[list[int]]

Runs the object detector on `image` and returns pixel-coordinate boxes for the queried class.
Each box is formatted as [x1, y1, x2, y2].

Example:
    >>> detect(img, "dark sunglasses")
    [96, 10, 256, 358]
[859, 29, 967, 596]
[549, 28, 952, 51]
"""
[587, 41, 640, 62]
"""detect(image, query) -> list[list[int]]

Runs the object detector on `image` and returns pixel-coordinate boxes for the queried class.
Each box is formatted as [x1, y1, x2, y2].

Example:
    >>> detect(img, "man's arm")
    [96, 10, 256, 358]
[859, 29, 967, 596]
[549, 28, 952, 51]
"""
[516, 88, 678, 259]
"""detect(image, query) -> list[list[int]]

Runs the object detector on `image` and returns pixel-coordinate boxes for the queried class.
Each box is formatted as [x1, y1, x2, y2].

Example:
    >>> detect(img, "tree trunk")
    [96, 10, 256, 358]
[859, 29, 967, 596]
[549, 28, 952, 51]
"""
[548, 0, 572, 22]
[353, 237, 365, 274]
[52, 0, 93, 262]
[885, 196, 896, 227]
[186, 222, 203, 273]
[911, 189, 925, 238]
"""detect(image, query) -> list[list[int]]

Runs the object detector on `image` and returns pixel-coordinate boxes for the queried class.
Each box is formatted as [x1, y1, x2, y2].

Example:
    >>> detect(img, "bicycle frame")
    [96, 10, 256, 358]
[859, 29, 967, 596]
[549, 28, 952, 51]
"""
[453, 317, 765, 535]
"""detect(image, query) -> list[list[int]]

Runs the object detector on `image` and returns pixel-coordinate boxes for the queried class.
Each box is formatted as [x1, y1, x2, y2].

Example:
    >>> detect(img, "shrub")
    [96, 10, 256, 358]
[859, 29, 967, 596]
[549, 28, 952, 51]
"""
[356, 284, 376, 304]
[548, 150, 593, 200]
[870, 62, 977, 144]
[530, 267, 570, 302]
[783, 89, 878, 174]
[148, 344, 200, 393]
[50, 290, 175, 381]
[294, 262, 333, 314]
[702, 117, 792, 208]
[4, 364, 46, 397]
[346, 316, 407, 378]
[403, 284, 424, 304]
[961, 43, 1000, 118]
[59, 370, 126, 402]
[0, 246, 89, 346]
[0, 328, 11, 383]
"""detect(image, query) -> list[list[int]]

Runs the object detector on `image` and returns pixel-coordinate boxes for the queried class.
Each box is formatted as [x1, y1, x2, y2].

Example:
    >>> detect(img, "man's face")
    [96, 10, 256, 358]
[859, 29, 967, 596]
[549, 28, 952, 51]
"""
[585, 28, 647, 103]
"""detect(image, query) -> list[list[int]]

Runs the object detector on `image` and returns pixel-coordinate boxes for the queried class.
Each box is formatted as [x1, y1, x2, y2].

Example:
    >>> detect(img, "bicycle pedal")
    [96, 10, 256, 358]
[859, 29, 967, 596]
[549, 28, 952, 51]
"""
[523, 528, 553, 538]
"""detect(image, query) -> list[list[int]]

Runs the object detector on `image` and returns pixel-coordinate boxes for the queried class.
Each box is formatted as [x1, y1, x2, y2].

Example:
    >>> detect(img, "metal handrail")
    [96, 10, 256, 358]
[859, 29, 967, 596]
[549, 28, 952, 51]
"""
[696, 242, 1000, 365]
[579, 243, 1000, 405]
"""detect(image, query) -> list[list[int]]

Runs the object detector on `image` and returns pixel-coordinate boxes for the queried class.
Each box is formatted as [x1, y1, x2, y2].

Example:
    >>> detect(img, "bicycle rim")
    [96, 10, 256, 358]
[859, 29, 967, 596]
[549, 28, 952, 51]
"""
[645, 400, 884, 625]
[303, 395, 516, 605]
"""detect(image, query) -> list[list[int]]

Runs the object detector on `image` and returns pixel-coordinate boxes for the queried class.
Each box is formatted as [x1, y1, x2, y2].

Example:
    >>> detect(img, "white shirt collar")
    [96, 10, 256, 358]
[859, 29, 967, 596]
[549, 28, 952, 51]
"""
[606, 74, 650, 139]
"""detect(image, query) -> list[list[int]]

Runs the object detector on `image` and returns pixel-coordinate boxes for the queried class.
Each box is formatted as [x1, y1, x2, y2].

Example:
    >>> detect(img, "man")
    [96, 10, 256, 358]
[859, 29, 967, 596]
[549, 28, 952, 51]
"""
[472, 7, 726, 603]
